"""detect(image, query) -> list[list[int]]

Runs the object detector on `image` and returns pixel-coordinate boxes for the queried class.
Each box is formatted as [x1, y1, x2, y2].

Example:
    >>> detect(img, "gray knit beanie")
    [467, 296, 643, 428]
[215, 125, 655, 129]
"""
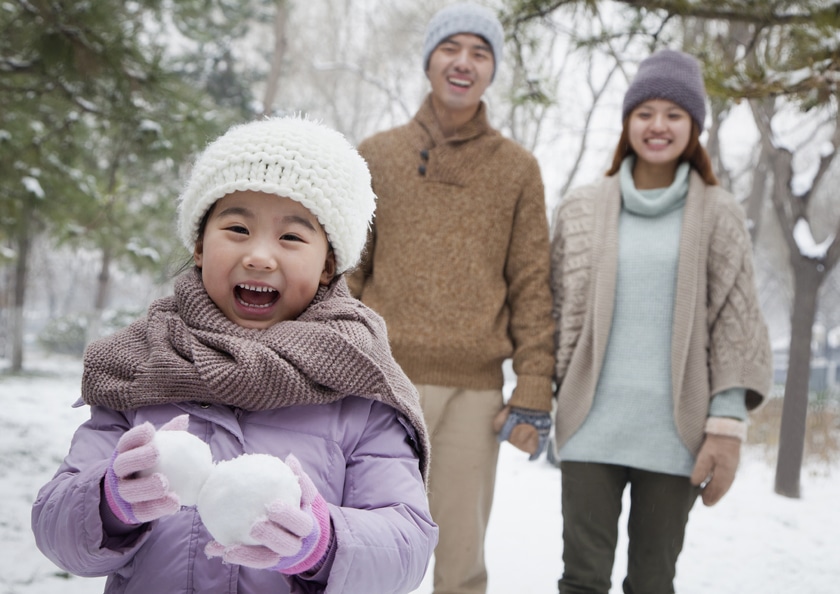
[422, 2, 504, 81]
[622, 49, 707, 129]
[177, 117, 376, 274]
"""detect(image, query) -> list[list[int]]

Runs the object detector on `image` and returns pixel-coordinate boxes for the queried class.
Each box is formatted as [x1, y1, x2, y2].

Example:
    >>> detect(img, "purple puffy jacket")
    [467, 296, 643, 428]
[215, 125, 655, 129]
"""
[32, 397, 437, 593]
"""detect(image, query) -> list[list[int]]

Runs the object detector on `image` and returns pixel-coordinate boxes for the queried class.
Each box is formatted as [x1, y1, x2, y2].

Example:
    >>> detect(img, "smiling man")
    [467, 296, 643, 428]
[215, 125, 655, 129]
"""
[348, 3, 555, 593]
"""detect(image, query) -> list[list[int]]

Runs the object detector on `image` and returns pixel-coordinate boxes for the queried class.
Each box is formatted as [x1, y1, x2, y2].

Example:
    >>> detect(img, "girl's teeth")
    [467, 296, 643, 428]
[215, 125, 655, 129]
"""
[238, 284, 276, 293]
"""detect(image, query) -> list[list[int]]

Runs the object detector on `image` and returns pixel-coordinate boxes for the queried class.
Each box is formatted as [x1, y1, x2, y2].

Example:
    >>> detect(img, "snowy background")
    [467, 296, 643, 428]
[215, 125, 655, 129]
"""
[1, 352, 838, 594]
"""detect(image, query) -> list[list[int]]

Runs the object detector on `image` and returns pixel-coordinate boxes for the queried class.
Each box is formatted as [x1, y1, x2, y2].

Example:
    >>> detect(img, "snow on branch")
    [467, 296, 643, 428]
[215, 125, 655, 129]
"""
[21, 176, 45, 199]
[793, 217, 835, 260]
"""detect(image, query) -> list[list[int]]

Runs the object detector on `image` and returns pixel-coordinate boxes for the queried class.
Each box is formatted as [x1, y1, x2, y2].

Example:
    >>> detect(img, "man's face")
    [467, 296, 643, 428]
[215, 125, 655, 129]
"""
[426, 33, 494, 117]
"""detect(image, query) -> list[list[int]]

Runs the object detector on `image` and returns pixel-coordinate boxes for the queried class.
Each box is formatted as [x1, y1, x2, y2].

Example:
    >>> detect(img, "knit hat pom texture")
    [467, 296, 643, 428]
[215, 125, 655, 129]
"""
[622, 49, 707, 129]
[422, 2, 504, 80]
[177, 117, 376, 274]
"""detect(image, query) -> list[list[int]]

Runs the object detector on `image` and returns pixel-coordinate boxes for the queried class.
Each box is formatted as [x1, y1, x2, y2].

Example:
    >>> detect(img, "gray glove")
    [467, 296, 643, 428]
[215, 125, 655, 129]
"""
[493, 406, 552, 461]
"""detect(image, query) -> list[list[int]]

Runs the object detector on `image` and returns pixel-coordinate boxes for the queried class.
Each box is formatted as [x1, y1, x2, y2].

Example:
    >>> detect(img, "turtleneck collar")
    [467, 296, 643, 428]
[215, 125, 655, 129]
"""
[620, 156, 690, 217]
[415, 93, 491, 146]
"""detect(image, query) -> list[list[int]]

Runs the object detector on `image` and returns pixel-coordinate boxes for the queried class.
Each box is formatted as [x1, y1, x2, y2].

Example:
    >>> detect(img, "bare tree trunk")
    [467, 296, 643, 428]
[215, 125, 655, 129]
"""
[87, 246, 112, 345]
[743, 139, 771, 243]
[705, 99, 731, 189]
[774, 262, 821, 497]
[10, 202, 33, 372]
[11, 194, 33, 373]
[752, 99, 840, 498]
[0, 263, 9, 360]
[261, 0, 290, 116]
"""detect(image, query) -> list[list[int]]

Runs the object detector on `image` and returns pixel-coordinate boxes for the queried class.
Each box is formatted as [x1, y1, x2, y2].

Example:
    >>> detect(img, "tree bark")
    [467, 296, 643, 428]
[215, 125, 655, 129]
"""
[87, 246, 112, 345]
[774, 261, 822, 498]
[10, 205, 32, 373]
[261, 0, 289, 117]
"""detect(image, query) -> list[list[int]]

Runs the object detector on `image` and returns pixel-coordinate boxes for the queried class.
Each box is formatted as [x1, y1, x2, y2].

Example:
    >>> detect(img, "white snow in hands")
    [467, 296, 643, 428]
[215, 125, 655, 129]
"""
[139, 430, 214, 506]
[139, 429, 302, 545]
[197, 453, 302, 547]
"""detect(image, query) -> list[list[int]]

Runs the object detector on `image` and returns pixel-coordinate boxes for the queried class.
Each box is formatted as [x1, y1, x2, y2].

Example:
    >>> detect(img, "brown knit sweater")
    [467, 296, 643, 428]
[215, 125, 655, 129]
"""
[348, 95, 555, 412]
[550, 170, 773, 454]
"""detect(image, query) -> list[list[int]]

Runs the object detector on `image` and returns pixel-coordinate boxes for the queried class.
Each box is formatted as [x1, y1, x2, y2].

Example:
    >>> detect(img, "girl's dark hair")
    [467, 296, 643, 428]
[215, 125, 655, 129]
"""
[173, 206, 214, 276]
[605, 117, 719, 186]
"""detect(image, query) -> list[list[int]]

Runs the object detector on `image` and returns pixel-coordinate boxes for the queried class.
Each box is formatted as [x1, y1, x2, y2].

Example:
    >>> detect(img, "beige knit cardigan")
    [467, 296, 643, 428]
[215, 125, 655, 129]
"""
[550, 170, 773, 454]
[349, 95, 555, 412]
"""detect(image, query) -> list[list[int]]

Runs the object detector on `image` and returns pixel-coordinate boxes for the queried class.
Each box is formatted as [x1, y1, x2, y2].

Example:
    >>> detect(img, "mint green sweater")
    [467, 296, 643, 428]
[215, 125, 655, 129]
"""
[559, 158, 745, 476]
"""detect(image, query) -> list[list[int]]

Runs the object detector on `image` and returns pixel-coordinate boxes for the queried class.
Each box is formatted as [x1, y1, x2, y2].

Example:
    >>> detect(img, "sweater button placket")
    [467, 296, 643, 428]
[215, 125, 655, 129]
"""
[418, 149, 429, 176]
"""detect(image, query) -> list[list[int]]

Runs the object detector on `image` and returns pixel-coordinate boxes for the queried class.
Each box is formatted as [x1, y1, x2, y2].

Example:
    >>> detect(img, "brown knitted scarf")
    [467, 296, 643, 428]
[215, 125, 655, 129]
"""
[82, 268, 429, 480]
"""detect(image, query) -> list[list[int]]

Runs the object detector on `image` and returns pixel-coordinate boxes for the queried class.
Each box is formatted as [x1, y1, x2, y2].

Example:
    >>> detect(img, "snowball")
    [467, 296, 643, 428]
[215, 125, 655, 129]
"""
[197, 453, 302, 547]
[138, 430, 213, 506]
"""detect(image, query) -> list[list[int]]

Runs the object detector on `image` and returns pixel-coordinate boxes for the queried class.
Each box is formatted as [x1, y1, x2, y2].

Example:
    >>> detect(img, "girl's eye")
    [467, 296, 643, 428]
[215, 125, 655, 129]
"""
[226, 225, 248, 234]
[280, 233, 303, 242]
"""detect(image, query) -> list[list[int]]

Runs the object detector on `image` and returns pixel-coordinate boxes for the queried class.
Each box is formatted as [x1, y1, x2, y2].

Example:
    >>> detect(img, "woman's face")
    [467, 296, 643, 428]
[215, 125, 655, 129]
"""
[627, 99, 692, 167]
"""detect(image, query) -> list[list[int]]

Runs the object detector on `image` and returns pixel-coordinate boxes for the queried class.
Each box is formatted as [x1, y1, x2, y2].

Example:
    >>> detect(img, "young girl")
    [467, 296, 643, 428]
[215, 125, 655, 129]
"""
[550, 49, 772, 593]
[31, 117, 437, 593]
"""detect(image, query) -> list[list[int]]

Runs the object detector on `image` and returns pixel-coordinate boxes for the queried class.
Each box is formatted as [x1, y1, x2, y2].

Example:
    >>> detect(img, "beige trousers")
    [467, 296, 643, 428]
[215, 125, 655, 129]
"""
[417, 384, 504, 594]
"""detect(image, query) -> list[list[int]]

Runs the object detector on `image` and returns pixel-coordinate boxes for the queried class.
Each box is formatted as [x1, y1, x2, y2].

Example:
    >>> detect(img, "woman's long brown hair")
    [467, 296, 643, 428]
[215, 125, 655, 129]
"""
[605, 117, 718, 185]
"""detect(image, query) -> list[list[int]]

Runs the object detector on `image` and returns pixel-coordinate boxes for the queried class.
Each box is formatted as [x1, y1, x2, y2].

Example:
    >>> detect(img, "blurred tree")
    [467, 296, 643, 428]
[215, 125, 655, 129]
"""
[0, 0, 263, 370]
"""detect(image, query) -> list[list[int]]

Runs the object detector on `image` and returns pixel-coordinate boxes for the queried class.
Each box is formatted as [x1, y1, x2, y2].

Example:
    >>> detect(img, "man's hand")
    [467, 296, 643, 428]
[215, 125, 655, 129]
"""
[493, 405, 551, 461]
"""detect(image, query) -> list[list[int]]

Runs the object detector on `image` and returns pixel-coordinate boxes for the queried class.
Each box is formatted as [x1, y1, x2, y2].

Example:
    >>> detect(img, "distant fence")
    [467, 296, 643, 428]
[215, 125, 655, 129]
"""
[773, 357, 840, 400]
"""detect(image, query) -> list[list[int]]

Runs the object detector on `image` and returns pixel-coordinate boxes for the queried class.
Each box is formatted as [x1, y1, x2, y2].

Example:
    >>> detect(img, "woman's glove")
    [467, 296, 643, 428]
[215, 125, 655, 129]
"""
[205, 454, 332, 575]
[103, 416, 186, 525]
[493, 405, 552, 461]
[690, 417, 746, 506]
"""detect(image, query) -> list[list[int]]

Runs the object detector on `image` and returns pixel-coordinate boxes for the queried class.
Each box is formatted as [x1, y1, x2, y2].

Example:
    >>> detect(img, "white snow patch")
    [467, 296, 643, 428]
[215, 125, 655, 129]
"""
[3, 354, 838, 594]
[21, 176, 44, 198]
[793, 218, 834, 259]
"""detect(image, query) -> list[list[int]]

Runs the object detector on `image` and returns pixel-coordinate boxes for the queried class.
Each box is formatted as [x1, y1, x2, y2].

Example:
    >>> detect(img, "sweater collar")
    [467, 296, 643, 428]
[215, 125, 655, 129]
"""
[620, 156, 690, 217]
[415, 93, 491, 145]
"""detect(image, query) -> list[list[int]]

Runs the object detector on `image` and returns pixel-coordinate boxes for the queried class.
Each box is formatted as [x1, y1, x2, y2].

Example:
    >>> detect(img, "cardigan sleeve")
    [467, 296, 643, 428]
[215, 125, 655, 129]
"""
[706, 197, 773, 410]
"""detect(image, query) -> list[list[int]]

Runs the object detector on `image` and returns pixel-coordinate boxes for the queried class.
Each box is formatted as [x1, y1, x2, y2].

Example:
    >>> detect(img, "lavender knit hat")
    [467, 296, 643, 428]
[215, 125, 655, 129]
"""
[622, 49, 707, 129]
[422, 2, 504, 80]
[177, 117, 376, 274]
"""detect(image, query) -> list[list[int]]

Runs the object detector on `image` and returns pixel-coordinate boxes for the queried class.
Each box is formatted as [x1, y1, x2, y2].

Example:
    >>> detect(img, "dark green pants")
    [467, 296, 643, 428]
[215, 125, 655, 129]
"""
[558, 462, 700, 594]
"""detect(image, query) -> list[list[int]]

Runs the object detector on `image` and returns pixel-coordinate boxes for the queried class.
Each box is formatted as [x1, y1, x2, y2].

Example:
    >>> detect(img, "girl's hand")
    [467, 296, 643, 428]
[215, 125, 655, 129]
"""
[103, 415, 189, 525]
[205, 454, 332, 575]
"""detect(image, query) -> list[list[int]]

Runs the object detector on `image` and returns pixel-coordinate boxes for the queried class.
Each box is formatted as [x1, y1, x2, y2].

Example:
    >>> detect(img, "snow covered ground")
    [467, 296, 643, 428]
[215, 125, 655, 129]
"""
[2, 353, 838, 594]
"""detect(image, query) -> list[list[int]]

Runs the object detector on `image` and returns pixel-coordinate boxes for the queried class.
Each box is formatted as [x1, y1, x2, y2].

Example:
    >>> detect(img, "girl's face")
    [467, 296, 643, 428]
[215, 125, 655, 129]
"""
[627, 99, 692, 167]
[194, 190, 335, 329]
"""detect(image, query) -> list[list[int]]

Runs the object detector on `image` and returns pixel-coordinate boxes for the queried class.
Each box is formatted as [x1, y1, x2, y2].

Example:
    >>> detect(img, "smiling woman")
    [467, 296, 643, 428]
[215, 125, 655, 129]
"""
[549, 48, 773, 594]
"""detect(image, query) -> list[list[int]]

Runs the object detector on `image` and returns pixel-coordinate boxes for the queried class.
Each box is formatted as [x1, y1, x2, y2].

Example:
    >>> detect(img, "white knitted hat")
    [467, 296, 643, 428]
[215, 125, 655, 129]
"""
[177, 117, 376, 274]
